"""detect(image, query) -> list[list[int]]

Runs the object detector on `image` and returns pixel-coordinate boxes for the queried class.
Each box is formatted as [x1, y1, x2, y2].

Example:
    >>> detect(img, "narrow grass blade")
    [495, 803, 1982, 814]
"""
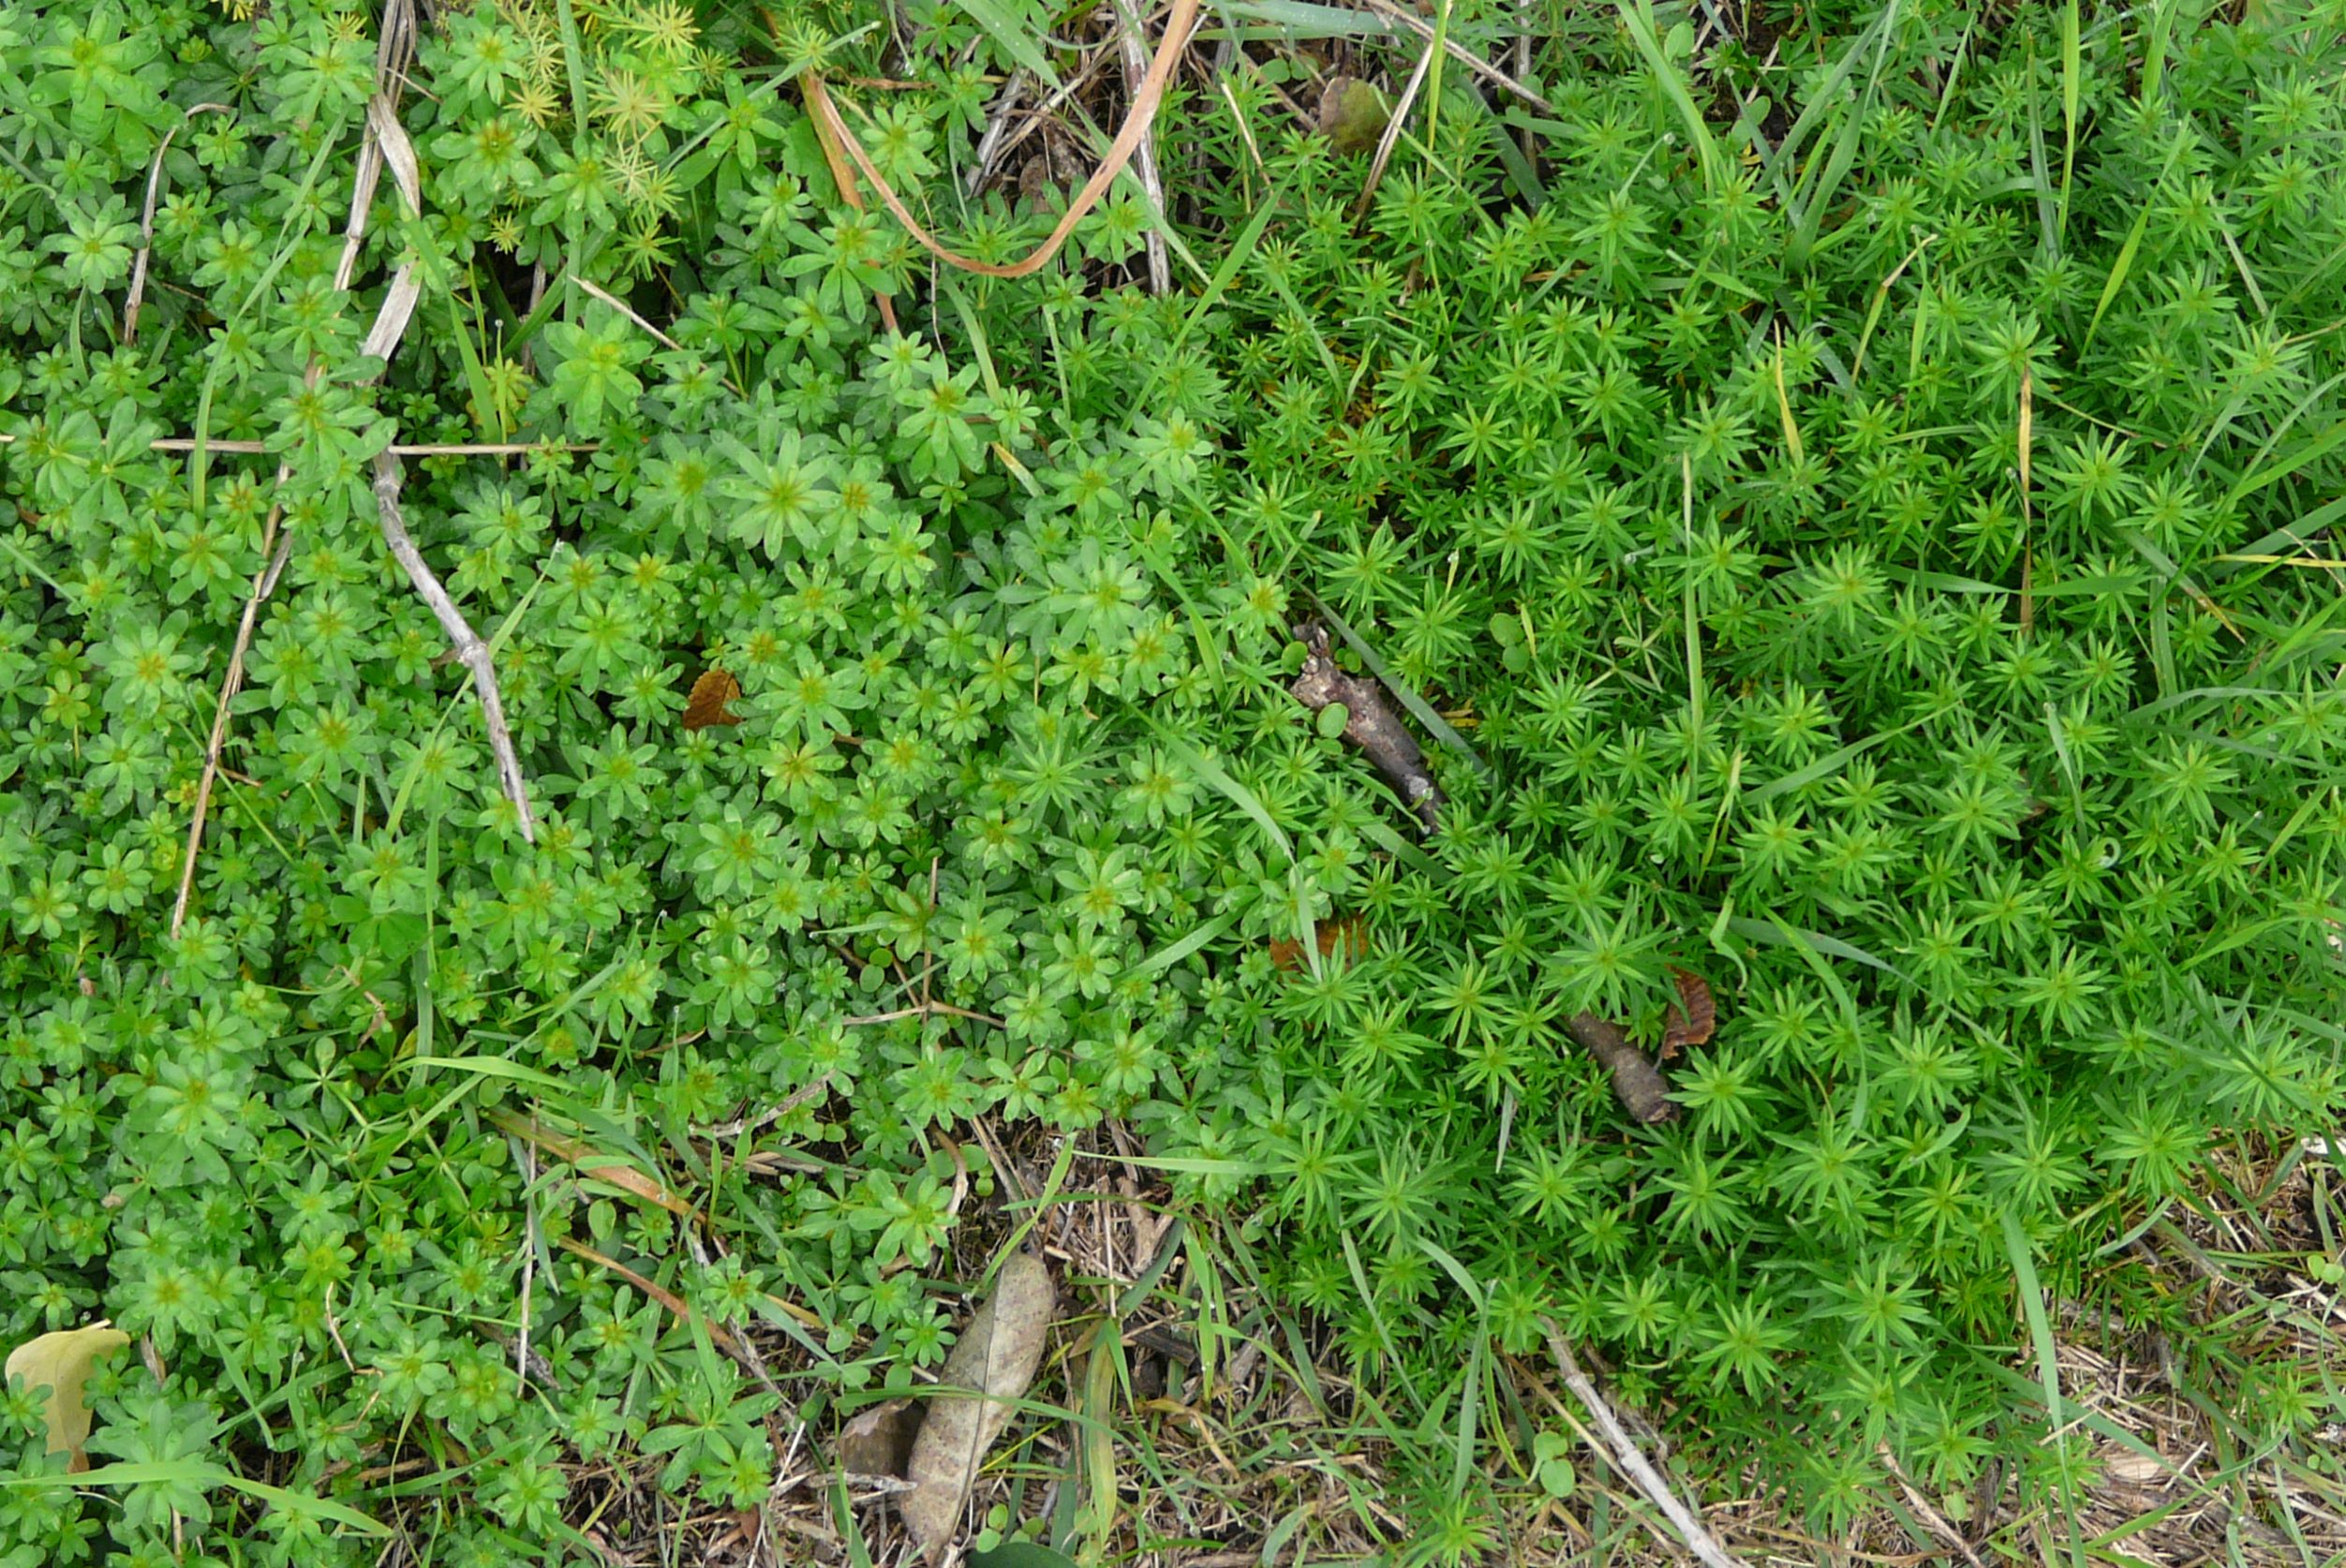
[1616, 0, 1719, 193]
[1153, 732, 1293, 864]
[2000, 1211, 2088, 1568]
[2057, 0, 2080, 242]
[1133, 911, 1238, 977]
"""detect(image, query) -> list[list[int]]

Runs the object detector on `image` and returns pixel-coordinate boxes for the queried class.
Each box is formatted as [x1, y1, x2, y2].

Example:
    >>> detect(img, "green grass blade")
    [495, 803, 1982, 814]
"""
[1152, 732, 1294, 864]
[2001, 1211, 2088, 1568]
[2057, 0, 2080, 243]
[1616, 0, 1718, 194]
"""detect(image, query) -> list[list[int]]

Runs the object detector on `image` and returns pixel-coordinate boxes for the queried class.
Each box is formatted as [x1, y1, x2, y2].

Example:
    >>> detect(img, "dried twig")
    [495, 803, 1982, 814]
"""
[793, 63, 903, 337]
[1541, 1327, 1749, 1568]
[965, 70, 1030, 195]
[801, 0, 1198, 280]
[172, 0, 422, 938]
[1288, 619, 1443, 833]
[1357, 0, 1558, 114]
[136, 437, 597, 456]
[371, 452, 538, 842]
[170, 528, 292, 939]
[1109, 0, 1172, 293]
[1879, 1442, 1985, 1567]
[124, 104, 230, 346]
[1564, 1013, 1679, 1125]
[573, 275, 747, 395]
[555, 1236, 769, 1381]
[1357, 34, 1436, 220]
[694, 1073, 836, 1141]
[515, 1138, 540, 1394]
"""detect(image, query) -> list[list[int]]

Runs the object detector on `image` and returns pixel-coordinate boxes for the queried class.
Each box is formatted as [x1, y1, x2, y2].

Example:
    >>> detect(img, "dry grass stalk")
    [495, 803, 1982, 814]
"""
[370, 452, 539, 842]
[1354, 34, 1434, 220]
[123, 103, 230, 346]
[575, 274, 747, 395]
[1109, 0, 1173, 293]
[1358, 0, 1558, 114]
[965, 70, 1030, 196]
[801, 0, 1198, 280]
[172, 0, 423, 938]
[1540, 1326, 1749, 1568]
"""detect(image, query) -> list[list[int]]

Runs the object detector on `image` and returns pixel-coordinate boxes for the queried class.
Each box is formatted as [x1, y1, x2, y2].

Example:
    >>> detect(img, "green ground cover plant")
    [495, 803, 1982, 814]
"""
[2, 0, 2344, 1561]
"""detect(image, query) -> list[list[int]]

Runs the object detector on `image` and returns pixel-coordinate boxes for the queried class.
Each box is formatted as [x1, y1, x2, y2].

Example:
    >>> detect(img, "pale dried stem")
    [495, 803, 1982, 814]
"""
[1110, 0, 1172, 293]
[124, 104, 230, 346]
[133, 437, 598, 455]
[1356, 35, 1435, 221]
[966, 71, 1030, 196]
[574, 275, 746, 395]
[1358, 0, 1557, 114]
[173, 0, 421, 936]
[802, 0, 1197, 281]
[371, 452, 538, 843]
[695, 1072, 836, 1141]
[516, 1140, 540, 1393]
[1541, 1327, 1749, 1568]
[170, 525, 293, 939]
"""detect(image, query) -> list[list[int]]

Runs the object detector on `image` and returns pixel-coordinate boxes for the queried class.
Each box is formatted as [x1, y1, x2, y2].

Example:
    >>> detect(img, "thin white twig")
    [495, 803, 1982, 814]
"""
[967, 70, 1030, 195]
[124, 104, 231, 346]
[693, 1073, 836, 1142]
[371, 452, 538, 843]
[1542, 1325, 1749, 1568]
[1356, 35, 1436, 221]
[1109, 0, 1172, 294]
[1357, 0, 1557, 115]
[572, 275, 746, 395]
[132, 437, 599, 455]
[173, 0, 421, 936]
[516, 1139, 540, 1393]
[171, 526, 292, 940]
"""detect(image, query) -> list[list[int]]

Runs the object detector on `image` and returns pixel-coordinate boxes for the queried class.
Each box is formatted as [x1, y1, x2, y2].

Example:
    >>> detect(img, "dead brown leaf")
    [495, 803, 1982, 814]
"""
[1660, 968, 1717, 1059]
[1269, 914, 1369, 973]
[683, 668, 746, 732]
[838, 1397, 920, 1477]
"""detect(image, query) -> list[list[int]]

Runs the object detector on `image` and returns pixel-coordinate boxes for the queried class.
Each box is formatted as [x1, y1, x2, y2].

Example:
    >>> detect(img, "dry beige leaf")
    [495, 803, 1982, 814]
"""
[898, 1253, 1056, 1559]
[359, 263, 423, 367]
[367, 93, 421, 215]
[7, 1322, 130, 1471]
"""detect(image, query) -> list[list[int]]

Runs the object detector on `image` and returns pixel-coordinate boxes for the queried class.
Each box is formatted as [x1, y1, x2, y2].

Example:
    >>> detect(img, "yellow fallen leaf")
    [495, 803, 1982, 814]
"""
[7, 1321, 130, 1471]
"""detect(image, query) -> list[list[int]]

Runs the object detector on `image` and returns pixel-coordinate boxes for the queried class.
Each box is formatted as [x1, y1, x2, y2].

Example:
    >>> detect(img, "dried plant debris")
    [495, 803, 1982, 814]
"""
[1289, 620, 1443, 834]
[683, 667, 747, 732]
[1565, 1013, 1679, 1125]
[898, 1252, 1057, 1560]
[1659, 968, 1718, 1059]
[1317, 76, 1389, 154]
[836, 1397, 920, 1479]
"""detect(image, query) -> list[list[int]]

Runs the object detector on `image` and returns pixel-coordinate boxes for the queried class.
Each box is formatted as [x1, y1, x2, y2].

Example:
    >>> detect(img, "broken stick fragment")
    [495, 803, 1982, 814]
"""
[372, 452, 538, 842]
[1565, 1012, 1679, 1125]
[1289, 619, 1444, 834]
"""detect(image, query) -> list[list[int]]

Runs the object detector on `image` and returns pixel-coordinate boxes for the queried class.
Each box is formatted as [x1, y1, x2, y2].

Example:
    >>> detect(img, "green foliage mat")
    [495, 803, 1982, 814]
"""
[4, 0, 2346, 1559]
